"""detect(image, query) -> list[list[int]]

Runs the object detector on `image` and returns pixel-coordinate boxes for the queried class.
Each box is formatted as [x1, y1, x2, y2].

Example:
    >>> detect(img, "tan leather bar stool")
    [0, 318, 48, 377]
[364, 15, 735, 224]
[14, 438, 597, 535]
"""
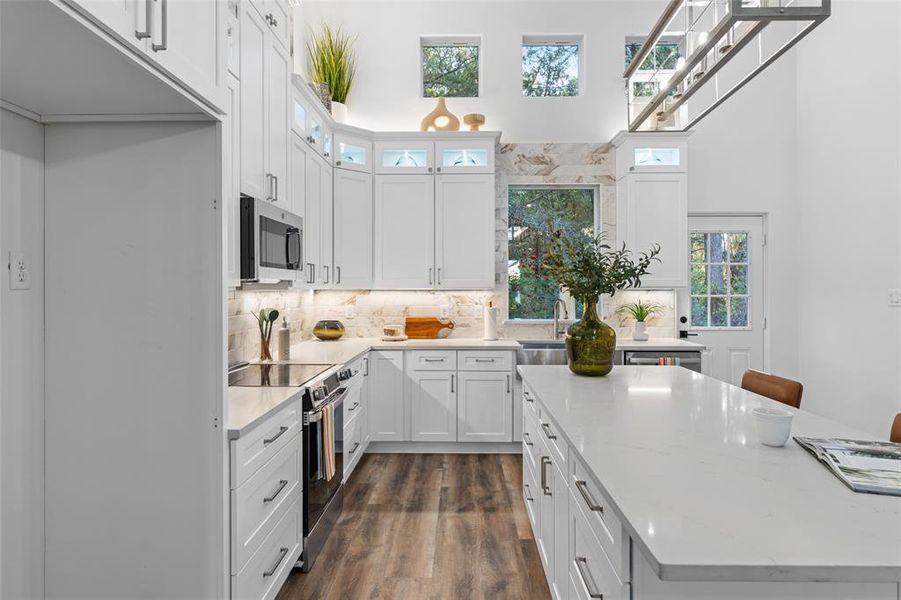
[740, 369, 804, 409]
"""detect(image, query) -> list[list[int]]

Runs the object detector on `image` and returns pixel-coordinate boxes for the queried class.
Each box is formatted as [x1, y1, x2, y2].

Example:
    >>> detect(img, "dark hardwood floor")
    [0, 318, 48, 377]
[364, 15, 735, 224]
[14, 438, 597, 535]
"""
[276, 453, 551, 600]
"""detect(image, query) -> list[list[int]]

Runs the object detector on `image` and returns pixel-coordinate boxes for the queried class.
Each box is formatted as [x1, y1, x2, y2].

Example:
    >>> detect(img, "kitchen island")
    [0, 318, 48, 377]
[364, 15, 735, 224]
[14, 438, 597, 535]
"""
[518, 365, 901, 599]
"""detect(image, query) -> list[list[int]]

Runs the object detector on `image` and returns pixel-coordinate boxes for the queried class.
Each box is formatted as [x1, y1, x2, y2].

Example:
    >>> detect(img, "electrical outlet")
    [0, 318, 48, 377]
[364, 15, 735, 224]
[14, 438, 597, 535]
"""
[440, 304, 450, 319]
[344, 305, 355, 318]
[889, 289, 901, 307]
[8, 252, 30, 290]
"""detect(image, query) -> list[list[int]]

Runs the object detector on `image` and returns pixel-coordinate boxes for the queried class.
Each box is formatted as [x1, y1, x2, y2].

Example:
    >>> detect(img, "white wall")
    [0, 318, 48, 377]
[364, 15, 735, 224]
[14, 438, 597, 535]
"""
[795, 0, 901, 437]
[297, 0, 663, 141]
[0, 108, 45, 599]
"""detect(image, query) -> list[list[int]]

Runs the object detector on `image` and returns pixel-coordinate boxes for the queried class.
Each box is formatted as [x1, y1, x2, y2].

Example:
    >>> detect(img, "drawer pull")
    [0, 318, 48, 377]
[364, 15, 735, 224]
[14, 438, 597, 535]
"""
[263, 547, 290, 577]
[474, 358, 495, 363]
[263, 479, 289, 503]
[541, 422, 557, 440]
[523, 391, 534, 403]
[263, 425, 289, 445]
[523, 432, 533, 447]
[423, 358, 445, 363]
[574, 557, 604, 599]
[349, 441, 360, 455]
[524, 483, 534, 502]
[348, 401, 360, 412]
[540, 456, 551, 495]
[506, 374, 511, 393]
[575, 480, 604, 513]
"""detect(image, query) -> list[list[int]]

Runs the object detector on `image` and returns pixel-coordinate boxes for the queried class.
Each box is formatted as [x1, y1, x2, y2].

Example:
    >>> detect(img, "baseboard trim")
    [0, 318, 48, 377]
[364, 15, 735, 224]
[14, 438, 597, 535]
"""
[366, 441, 522, 454]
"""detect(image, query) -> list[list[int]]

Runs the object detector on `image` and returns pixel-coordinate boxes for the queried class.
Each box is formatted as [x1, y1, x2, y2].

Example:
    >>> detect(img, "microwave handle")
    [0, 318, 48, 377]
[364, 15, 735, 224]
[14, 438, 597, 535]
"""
[286, 227, 301, 269]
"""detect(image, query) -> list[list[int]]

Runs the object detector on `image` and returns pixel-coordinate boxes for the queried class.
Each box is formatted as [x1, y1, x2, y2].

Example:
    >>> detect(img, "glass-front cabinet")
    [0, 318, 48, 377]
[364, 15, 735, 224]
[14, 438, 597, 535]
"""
[612, 132, 688, 177]
[434, 139, 494, 174]
[374, 140, 434, 174]
[322, 125, 333, 164]
[291, 86, 308, 138]
[334, 133, 372, 173]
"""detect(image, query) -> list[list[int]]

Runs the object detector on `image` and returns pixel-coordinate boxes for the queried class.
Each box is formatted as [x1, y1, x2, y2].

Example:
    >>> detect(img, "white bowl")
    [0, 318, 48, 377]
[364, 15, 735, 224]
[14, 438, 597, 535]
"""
[752, 407, 794, 447]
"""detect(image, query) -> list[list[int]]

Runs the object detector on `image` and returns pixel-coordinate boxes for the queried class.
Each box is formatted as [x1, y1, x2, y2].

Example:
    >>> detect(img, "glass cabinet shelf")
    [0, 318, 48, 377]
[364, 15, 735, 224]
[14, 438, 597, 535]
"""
[634, 147, 680, 167]
[441, 148, 489, 168]
[382, 149, 428, 169]
[338, 142, 367, 165]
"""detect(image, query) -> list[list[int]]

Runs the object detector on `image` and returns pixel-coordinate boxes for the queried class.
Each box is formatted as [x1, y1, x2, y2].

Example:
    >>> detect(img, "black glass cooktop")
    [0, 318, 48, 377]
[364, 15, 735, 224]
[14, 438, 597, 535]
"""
[229, 363, 332, 388]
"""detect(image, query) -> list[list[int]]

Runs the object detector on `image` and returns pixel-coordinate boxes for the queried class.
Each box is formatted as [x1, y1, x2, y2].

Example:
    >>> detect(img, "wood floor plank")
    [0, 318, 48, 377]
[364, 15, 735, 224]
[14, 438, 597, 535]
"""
[276, 453, 550, 600]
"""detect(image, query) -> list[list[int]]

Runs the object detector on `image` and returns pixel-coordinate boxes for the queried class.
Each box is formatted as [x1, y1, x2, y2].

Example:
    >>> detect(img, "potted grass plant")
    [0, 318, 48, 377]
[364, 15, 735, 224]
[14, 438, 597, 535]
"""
[616, 299, 664, 341]
[545, 232, 660, 376]
[307, 24, 356, 123]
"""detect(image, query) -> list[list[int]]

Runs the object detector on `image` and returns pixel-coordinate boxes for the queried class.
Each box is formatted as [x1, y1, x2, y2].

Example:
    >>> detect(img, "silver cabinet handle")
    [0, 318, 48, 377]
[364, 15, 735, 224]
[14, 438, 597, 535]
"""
[273, 175, 278, 201]
[263, 547, 290, 577]
[541, 422, 557, 440]
[524, 483, 534, 502]
[348, 400, 359, 412]
[523, 391, 534, 403]
[437, 267, 441, 285]
[307, 263, 315, 284]
[506, 374, 511, 393]
[427, 167, 433, 173]
[336, 266, 341, 284]
[151, 0, 167, 51]
[135, 0, 152, 38]
[428, 267, 433, 285]
[363, 357, 369, 376]
[263, 425, 288, 445]
[436, 167, 442, 172]
[423, 358, 445, 363]
[523, 432, 533, 447]
[323, 265, 329, 284]
[574, 557, 604, 599]
[474, 358, 495, 363]
[575, 480, 604, 513]
[263, 479, 288, 503]
[349, 441, 360, 455]
[540, 456, 551, 495]
[450, 374, 455, 393]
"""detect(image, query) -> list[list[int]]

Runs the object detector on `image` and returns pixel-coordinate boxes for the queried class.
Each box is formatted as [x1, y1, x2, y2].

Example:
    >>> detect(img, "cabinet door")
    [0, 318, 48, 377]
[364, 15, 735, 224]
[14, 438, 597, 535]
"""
[149, 0, 225, 111]
[69, 0, 144, 50]
[263, 0, 291, 50]
[409, 371, 456, 442]
[361, 355, 372, 448]
[333, 169, 373, 289]
[373, 175, 435, 289]
[435, 174, 495, 290]
[225, 72, 241, 288]
[537, 452, 555, 573]
[618, 173, 688, 288]
[267, 38, 291, 209]
[434, 139, 495, 174]
[239, 2, 268, 200]
[290, 134, 309, 286]
[320, 163, 334, 287]
[335, 135, 372, 173]
[368, 351, 405, 441]
[552, 463, 569, 600]
[374, 140, 434, 175]
[304, 152, 323, 286]
[457, 371, 512, 443]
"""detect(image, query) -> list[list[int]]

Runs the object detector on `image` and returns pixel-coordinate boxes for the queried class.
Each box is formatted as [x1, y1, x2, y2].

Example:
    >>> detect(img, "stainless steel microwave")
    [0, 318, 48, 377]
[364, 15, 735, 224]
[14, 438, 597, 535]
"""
[240, 195, 303, 282]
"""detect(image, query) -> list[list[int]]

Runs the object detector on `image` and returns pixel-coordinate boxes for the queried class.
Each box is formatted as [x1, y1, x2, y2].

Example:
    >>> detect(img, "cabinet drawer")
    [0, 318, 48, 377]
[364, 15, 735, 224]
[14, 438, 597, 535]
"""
[523, 382, 538, 419]
[407, 350, 457, 371]
[343, 413, 363, 482]
[457, 350, 513, 371]
[537, 411, 567, 474]
[522, 406, 540, 476]
[523, 457, 539, 533]
[233, 499, 301, 600]
[231, 399, 301, 489]
[570, 452, 629, 582]
[232, 437, 300, 573]
[344, 381, 364, 429]
[569, 491, 630, 600]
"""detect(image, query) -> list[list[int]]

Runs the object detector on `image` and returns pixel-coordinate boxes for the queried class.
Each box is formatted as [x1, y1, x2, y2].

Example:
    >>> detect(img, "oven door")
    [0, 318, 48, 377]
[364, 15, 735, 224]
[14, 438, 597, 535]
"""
[303, 389, 346, 532]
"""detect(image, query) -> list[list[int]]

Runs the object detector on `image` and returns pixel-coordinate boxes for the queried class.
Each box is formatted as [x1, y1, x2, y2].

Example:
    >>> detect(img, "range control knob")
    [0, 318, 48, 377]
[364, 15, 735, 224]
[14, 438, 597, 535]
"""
[312, 386, 328, 401]
[338, 368, 353, 381]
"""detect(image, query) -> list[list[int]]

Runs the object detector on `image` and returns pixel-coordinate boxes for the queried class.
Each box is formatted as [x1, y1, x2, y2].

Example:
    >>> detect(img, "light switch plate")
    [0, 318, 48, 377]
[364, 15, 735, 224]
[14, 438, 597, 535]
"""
[889, 289, 901, 307]
[8, 252, 30, 290]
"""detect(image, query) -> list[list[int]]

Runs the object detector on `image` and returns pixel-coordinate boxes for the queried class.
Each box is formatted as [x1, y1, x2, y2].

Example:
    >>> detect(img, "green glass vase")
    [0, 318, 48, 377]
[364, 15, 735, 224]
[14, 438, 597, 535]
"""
[565, 299, 616, 376]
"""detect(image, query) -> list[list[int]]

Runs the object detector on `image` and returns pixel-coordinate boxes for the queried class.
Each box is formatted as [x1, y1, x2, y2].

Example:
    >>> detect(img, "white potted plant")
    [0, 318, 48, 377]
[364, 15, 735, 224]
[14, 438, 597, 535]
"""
[308, 24, 356, 124]
[615, 300, 663, 341]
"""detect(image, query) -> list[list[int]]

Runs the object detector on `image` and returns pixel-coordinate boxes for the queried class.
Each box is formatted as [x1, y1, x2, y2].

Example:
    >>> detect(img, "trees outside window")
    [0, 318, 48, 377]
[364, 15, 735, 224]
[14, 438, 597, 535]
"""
[508, 188, 596, 319]
[522, 36, 581, 97]
[422, 38, 480, 97]
[626, 40, 682, 97]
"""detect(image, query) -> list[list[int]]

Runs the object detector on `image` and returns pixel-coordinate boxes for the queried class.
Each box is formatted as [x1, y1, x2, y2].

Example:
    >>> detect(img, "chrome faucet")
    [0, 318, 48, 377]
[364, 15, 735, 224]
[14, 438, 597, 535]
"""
[553, 299, 569, 340]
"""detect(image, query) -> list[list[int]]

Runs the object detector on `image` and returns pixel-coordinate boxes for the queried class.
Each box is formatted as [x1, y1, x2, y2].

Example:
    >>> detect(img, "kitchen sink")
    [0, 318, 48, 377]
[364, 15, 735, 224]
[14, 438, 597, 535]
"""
[516, 340, 568, 368]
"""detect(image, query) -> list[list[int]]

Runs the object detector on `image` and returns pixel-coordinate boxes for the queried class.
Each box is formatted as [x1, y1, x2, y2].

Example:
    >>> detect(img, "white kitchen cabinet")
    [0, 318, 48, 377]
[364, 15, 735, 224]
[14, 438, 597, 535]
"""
[536, 446, 569, 600]
[616, 172, 688, 289]
[302, 151, 332, 287]
[240, 0, 289, 205]
[434, 139, 495, 174]
[225, 0, 239, 77]
[409, 371, 457, 442]
[320, 163, 334, 287]
[68, 0, 143, 48]
[373, 175, 435, 289]
[435, 174, 495, 289]
[368, 351, 405, 441]
[335, 133, 372, 173]
[332, 169, 373, 289]
[457, 371, 512, 443]
[374, 140, 434, 175]
[290, 132, 308, 284]
[248, 0, 290, 51]
[225, 72, 241, 287]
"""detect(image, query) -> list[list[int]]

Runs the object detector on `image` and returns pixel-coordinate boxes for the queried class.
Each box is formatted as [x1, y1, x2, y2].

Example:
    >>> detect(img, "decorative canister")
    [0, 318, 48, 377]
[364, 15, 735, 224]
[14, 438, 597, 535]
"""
[313, 320, 345, 341]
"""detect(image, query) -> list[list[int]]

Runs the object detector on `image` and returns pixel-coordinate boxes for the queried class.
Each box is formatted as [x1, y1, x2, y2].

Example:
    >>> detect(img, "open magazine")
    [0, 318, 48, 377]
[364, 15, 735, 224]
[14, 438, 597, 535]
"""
[794, 437, 901, 497]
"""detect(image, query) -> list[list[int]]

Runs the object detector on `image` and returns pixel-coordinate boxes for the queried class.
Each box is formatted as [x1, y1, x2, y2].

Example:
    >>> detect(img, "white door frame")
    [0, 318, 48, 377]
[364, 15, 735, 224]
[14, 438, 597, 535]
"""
[684, 212, 770, 373]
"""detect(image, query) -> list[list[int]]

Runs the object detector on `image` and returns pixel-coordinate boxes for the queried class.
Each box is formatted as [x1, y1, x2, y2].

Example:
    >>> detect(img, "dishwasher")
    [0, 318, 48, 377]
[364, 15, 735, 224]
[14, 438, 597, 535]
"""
[623, 350, 703, 373]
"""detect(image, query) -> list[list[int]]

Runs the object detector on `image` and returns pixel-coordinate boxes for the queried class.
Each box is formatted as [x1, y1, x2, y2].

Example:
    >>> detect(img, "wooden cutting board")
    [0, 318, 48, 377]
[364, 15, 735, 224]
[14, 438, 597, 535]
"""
[405, 317, 456, 339]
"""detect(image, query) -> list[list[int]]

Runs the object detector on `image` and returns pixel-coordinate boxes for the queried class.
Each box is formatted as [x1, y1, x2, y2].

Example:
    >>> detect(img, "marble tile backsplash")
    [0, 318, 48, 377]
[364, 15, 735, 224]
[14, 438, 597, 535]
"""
[228, 142, 677, 362]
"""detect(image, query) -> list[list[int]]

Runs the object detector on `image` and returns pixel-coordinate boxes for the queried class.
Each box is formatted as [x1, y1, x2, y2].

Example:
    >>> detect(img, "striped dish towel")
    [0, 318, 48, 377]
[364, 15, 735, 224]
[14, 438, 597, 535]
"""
[322, 404, 336, 481]
[657, 356, 682, 366]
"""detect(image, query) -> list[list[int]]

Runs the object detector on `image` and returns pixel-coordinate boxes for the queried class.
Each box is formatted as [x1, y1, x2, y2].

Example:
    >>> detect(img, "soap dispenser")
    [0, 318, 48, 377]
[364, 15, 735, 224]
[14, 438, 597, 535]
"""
[278, 318, 290, 360]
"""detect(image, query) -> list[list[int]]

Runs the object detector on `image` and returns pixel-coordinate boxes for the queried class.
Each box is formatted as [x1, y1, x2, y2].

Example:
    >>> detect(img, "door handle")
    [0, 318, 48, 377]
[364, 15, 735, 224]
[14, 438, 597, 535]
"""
[349, 442, 360, 455]
[540, 456, 551, 495]
[151, 0, 167, 51]
[135, 0, 152, 38]
[323, 265, 329, 284]
[336, 266, 341, 284]
[541, 422, 557, 440]
[523, 432, 533, 447]
[363, 357, 369, 376]
[506, 374, 511, 393]
[428, 267, 433, 285]
[450, 374, 455, 393]
[263, 426, 289, 445]
[437, 267, 441, 285]
[263, 479, 289, 503]
[524, 483, 534, 502]
[575, 480, 604, 513]
[273, 175, 278, 201]
[306, 263, 315, 284]
[574, 557, 604, 599]
[523, 391, 534, 403]
[263, 547, 290, 578]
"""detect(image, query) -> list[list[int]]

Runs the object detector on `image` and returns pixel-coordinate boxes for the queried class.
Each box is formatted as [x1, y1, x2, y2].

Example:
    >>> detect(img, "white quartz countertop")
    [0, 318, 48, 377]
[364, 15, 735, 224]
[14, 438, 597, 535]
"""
[613, 337, 705, 351]
[517, 365, 901, 583]
[228, 385, 304, 439]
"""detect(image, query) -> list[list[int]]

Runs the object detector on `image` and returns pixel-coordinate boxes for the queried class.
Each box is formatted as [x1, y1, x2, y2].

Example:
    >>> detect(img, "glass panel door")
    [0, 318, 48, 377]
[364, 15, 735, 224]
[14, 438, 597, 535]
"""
[374, 140, 434, 174]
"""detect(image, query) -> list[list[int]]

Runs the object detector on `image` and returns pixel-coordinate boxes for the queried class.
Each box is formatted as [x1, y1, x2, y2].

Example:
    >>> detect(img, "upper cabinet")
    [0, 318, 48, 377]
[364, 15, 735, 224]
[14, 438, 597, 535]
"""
[613, 132, 688, 178]
[373, 175, 435, 289]
[246, 0, 290, 51]
[68, 0, 227, 112]
[334, 134, 372, 173]
[434, 139, 494, 174]
[375, 140, 434, 175]
[435, 174, 495, 289]
[374, 138, 494, 175]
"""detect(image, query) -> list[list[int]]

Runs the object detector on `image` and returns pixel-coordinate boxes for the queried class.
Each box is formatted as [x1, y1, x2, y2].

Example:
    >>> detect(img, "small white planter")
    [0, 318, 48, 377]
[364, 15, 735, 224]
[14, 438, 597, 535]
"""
[331, 101, 348, 124]
[632, 321, 649, 341]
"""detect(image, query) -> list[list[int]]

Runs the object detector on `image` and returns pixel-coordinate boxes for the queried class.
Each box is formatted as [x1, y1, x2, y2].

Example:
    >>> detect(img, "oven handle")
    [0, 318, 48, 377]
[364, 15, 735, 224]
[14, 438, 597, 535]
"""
[304, 387, 349, 423]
